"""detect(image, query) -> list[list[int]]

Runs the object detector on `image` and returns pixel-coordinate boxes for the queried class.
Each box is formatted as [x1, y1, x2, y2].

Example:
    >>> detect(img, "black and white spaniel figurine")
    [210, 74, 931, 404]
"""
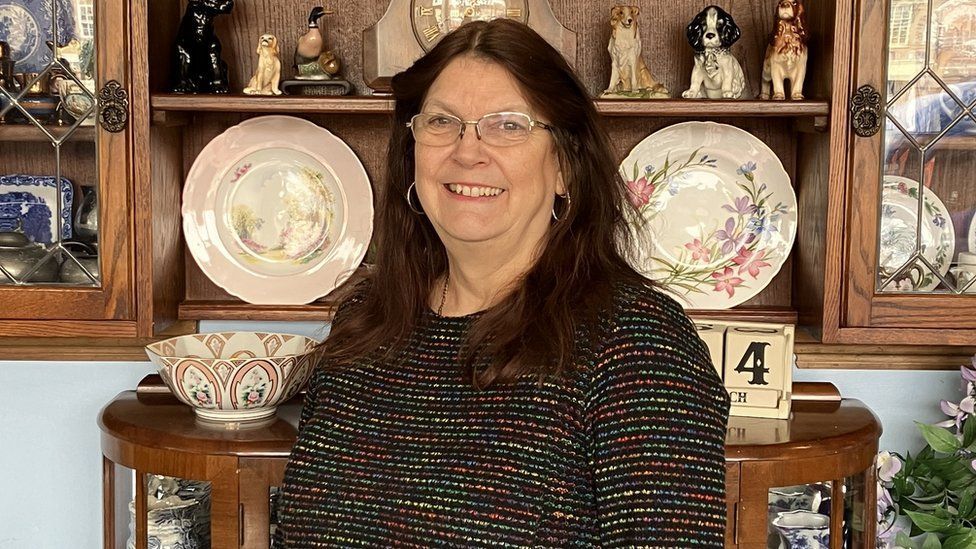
[681, 6, 746, 99]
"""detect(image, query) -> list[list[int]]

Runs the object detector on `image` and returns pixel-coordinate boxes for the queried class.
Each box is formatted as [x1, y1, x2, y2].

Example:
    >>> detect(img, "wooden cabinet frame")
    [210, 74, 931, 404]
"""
[3, 0, 976, 357]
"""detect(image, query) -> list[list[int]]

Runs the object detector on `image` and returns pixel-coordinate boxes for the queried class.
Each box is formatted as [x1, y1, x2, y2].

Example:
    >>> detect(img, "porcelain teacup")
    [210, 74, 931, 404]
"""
[768, 484, 822, 513]
[772, 509, 830, 549]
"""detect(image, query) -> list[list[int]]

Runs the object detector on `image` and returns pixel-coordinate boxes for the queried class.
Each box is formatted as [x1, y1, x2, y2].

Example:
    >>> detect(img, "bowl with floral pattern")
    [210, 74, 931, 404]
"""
[145, 332, 320, 422]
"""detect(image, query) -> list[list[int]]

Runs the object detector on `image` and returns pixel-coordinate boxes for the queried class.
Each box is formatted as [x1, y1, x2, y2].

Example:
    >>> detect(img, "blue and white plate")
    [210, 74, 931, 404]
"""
[0, 174, 72, 243]
[0, 0, 76, 73]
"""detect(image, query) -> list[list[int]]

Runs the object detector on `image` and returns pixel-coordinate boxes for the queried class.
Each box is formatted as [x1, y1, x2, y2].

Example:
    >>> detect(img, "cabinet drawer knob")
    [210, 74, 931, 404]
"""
[98, 80, 128, 133]
[850, 84, 882, 137]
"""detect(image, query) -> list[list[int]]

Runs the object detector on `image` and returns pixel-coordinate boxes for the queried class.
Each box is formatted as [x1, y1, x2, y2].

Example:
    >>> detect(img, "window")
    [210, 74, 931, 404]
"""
[890, 4, 913, 46]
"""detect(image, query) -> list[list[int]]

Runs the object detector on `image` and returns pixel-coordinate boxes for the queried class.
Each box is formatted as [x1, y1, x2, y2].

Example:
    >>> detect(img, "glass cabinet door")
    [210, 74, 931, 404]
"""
[878, 0, 976, 295]
[845, 0, 976, 333]
[138, 474, 212, 549]
[0, 0, 133, 322]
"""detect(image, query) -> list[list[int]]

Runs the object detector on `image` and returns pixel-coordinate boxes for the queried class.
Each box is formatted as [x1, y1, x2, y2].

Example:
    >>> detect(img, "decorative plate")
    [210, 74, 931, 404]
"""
[968, 211, 976, 254]
[0, 174, 72, 242]
[0, 0, 76, 73]
[879, 175, 954, 292]
[182, 116, 373, 304]
[619, 121, 797, 309]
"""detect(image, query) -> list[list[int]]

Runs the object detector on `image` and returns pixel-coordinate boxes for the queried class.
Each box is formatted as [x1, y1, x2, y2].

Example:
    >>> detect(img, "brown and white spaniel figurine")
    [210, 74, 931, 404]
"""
[603, 5, 669, 98]
[760, 0, 808, 100]
[244, 33, 282, 95]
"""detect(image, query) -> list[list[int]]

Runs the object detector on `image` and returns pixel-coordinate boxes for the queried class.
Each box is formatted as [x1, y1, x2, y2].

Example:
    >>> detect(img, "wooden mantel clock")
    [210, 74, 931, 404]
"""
[363, 0, 577, 91]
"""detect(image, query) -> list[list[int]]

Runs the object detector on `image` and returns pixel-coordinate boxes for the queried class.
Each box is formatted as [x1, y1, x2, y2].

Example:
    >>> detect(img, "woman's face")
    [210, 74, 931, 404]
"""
[413, 55, 565, 255]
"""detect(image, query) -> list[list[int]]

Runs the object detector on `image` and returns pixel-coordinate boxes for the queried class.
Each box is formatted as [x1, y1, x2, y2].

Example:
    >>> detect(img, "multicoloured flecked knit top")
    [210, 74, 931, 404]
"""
[275, 281, 730, 547]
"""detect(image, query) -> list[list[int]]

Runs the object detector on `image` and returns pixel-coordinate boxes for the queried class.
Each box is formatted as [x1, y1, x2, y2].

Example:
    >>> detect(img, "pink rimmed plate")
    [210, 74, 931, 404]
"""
[620, 121, 797, 309]
[182, 116, 373, 304]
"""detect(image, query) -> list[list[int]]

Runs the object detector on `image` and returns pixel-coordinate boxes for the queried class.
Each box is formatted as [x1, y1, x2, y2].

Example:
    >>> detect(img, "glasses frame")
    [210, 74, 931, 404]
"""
[406, 111, 553, 147]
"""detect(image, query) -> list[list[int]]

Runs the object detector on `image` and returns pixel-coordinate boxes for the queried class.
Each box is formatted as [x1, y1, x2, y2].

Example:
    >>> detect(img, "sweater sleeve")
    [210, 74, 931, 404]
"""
[297, 281, 368, 432]
[586, 286, 730, 547]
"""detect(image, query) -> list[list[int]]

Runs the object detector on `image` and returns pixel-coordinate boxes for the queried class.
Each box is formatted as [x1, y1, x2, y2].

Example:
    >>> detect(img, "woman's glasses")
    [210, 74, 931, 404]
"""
[407, 112, 552, 147]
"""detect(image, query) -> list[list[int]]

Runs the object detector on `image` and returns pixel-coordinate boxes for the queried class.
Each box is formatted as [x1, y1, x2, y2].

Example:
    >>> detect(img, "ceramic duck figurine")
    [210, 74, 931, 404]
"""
[294, 6, 340, 80]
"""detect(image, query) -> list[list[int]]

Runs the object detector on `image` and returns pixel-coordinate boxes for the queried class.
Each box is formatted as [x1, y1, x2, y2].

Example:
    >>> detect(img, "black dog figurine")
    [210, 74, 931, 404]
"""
[172, 0, 235, 94]
[681, 5, 746, 99]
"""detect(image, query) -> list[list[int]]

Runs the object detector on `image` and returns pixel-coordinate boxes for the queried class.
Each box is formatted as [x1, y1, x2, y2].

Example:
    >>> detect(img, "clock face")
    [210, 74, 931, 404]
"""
[410, 0, 529, 51]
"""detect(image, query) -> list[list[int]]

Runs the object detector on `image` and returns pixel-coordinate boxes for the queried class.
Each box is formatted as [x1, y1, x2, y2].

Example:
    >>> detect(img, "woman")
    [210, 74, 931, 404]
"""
[276, 19, 730, 547]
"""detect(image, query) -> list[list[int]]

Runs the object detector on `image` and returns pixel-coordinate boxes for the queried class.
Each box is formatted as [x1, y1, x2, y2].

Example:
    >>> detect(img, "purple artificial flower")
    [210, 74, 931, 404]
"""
[876, 451, 902, 483]
[963, 361, 976, 383]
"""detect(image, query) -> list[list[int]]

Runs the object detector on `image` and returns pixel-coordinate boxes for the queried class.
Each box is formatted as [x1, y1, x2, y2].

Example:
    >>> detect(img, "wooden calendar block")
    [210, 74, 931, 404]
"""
[695, 320, 794, 420]
[723, 323, 794, 419]
[693, 321, 726, 378]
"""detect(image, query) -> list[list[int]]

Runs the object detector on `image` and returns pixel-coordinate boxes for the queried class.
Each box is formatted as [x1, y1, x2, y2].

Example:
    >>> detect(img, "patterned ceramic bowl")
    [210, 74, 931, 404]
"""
[145, 332, 320, 422]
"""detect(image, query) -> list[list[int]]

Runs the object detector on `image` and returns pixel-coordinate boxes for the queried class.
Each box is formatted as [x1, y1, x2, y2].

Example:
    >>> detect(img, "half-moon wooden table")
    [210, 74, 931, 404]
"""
[100, 384, 880, 548]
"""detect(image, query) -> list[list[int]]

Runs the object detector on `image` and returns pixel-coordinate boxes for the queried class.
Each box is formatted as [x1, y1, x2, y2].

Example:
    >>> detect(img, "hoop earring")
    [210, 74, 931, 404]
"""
[551, 191, 571, 222]
[406, 181, 425, 215]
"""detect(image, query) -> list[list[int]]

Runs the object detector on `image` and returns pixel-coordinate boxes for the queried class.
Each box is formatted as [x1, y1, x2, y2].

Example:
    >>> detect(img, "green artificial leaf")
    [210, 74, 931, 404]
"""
[907, 509, 952, 532]
[943, 524, 976, 537]
[917, 422, 962, 454]
[961, 489, 976, 519]
[965, 416, 976, 448]
[921, 533, 943, 549]
[948, 472, 976, 491]
[896, 532, 915, 548]
[943, 530, 976, 549]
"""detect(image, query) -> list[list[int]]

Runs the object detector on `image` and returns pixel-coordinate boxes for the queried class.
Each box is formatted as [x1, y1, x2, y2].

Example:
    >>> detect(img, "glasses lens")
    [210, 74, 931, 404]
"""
[479, 113, 532, 146]
[412, 114, 460, 145]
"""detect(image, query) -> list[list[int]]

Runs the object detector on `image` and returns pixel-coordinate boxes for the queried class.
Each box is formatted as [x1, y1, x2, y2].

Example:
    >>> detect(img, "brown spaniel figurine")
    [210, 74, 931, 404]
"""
[760, 0, 808, 100]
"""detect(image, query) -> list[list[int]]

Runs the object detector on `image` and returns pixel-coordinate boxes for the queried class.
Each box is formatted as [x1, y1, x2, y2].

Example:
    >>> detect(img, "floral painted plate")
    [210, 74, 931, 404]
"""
[878, 175, 954, 292]
[968, 211, 976, 254]
[620, 121, 797, 309]
[182, 116, 373, 304]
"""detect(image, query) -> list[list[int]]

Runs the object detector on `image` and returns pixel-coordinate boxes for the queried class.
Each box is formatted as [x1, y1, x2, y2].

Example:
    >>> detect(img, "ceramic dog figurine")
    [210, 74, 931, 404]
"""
[243, 33, 282, 95]
[760, 0, 808, 100]
[682, 5, 746, 99]
[602, 5, 669, 99]
[172, 0, 235, 94]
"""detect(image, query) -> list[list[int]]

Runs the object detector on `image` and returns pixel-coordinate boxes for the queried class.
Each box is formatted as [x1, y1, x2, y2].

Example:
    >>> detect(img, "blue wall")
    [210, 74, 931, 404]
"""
[0, 319, 968, 548]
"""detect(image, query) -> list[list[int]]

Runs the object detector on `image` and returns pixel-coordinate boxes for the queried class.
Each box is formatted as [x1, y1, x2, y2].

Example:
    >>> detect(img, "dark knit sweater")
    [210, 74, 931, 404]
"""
[276, 282, 730, 547]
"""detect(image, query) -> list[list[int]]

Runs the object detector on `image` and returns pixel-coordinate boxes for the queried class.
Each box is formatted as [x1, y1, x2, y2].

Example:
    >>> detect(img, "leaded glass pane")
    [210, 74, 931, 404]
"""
[0, 0, 100, 287]
[878, 0, 976, 294]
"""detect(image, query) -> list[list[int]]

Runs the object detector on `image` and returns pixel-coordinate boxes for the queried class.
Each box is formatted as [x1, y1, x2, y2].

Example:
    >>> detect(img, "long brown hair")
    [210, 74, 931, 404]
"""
[319, 19, 648, 387]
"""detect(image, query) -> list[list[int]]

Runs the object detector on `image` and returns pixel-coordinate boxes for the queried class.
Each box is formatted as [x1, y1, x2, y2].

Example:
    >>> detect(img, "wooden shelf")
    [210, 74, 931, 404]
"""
[150, 93, 829, 119]
[930, 134, 976, 150]
[151, 93, 395, 114]
[593, 99, 830, 118]
[178, 300, 339, 321]
[688, 307, 798, 325]
[180, 299, 794, 325]
[0, 124, 96, 142]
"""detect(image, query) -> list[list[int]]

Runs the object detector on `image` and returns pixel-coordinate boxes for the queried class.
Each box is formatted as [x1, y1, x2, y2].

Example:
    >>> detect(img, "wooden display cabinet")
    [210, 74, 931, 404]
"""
[100, 381, 879, 548]
[2, 0, 976, 359]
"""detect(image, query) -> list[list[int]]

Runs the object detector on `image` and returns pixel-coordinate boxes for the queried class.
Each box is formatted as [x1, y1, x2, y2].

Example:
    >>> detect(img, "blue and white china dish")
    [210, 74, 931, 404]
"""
[772, 510, 830, 549]
[0, 174, 73, 243]
[0, 0, 76, 73]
